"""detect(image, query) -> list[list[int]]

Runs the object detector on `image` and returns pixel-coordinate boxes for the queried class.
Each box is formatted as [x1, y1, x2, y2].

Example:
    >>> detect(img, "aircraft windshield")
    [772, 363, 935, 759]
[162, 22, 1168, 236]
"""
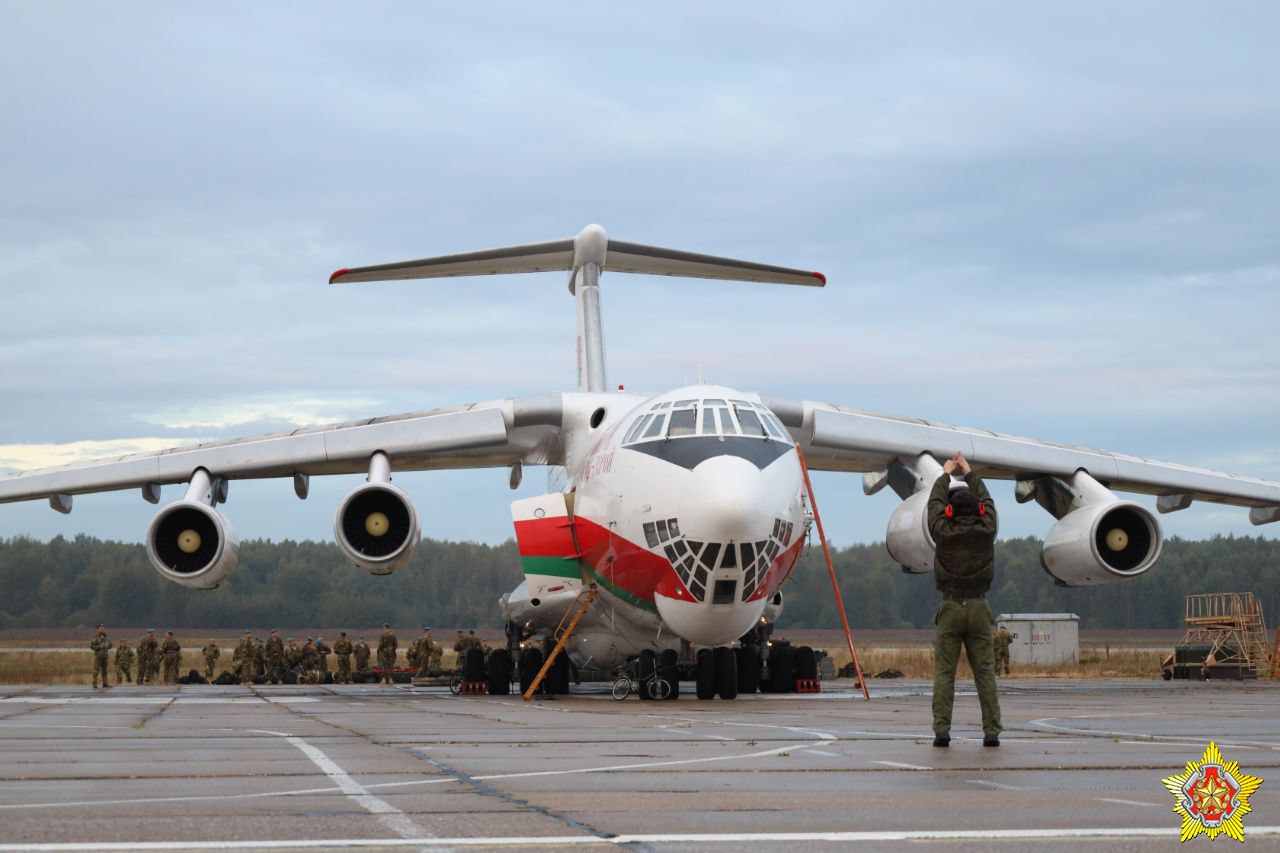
[622, 399, 792, 447]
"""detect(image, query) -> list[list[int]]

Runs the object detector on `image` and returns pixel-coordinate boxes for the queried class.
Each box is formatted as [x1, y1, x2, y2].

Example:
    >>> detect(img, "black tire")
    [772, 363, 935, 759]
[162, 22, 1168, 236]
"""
[658, 649, 680, 700]
[714, 646, 738, 699]
[795, 646, 818, 680]
[463, 648, 486, 682]
[1161, 668, 1173, 681]
[518, 647, 544, 695]
[769, 645, 796, 694]
[487, 649, 512, 695]
[638, 650, 658, 701]
[695, 648, 716, 700]
[736, 647, 762, 695]
[546, 652, 571, 695]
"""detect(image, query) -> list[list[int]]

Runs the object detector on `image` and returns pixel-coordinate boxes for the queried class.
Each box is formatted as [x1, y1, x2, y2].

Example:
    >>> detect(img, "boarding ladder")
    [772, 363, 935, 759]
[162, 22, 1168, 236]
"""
[1269, 628, 1280, 680]
[523, 584, 597, 700]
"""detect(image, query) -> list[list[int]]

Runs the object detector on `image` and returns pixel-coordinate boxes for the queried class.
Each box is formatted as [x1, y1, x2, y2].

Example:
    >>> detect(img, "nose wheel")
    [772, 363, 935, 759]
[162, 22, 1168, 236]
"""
[695, 647, 739, 700]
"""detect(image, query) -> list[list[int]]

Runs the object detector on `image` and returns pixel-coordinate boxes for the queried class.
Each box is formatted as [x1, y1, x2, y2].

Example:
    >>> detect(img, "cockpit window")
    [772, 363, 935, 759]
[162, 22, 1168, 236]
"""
[623, 397, 792, 447]
[667, 408, 697, 437]
[642, 412, 667, 439]
[735, 408, 767, 438]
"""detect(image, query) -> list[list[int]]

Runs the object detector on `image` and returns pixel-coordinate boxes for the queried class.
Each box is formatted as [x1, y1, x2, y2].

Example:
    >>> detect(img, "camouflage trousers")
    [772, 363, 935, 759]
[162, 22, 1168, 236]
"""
[92, 656, 109, 687]
[996, 649, 1011, 676]
[115, 664, 132, 683]
[204, 657, 217, 679]
[163, 655, 179, 684]
[335, 657, 351, 683]
[932, 596, 1002, 737]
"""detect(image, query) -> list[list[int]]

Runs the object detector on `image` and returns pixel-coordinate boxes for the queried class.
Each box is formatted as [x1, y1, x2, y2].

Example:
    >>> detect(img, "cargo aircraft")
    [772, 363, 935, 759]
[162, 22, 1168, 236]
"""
[3, 225, 1279, 699]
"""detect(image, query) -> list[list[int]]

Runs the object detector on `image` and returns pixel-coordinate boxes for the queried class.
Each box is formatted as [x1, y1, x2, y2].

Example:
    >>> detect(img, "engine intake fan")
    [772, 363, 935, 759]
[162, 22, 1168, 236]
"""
[334, 452, 419, 574]
[145, 470, 239, 589]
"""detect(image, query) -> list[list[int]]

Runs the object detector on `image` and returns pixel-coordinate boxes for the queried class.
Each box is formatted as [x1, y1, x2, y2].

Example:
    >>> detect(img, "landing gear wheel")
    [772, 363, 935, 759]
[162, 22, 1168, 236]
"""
[546, 652, 571, 695]
[714, 646, 738, 699]
[736, 646, 762, 695]
[638, 650, 658, 700]
[486, 649, 512, 695]
[658, 649, 680, 700]
[768, 645, 796, 694]
[463, 648, 486, 682]
[518, 647, 544, 695]
[695, 648, 716, 700]
[795, 646, 818, 681]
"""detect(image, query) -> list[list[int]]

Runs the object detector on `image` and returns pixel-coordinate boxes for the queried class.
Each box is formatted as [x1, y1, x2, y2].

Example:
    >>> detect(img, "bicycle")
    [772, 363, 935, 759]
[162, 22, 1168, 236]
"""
[611, 659, 670, 700]
[448, 668, 463, 695]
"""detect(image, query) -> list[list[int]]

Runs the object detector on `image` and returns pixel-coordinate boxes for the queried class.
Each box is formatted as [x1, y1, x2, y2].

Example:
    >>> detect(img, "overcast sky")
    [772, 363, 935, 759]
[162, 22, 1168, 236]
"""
[1, 3, 1277, 549]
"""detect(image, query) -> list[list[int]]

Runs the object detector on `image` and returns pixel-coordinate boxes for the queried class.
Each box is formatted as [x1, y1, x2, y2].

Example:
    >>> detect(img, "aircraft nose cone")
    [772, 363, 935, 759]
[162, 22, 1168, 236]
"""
[678, 455, 772, 543]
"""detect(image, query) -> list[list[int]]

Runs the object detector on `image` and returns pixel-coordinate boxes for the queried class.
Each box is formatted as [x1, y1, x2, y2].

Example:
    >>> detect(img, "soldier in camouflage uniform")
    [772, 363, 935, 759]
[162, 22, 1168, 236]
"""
[376, 624, 398, 684]
[452, 631, 468, 661]
[411, 627, 434, 677]
[927, 452, 1001, 748]
[300, 638, 320, 682]
[138, 628, 159, 684]
[253, 638, 267, 678]
[161, 631, 181, 684]
[993, 626, 1013, 676]
[315, 637, 331, 676]
[354, 636, 371, 672]
[89, 625, 112, 688]
[114, 639, 134, 684]
[333, 632, 354, 683]
[285, 638, 301, 670]
[202, 640, 220, 679]
[265, 630, 285, 684]
[234, 630, 255, 684]
[429, 638, 443, 672]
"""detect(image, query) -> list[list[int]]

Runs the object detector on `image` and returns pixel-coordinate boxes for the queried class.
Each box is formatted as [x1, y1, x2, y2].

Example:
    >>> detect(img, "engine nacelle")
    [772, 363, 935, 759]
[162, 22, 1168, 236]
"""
[1041, 500, 1162, 586]
[334, 481, 420, 574]
[885, 489, 935, 574]
[145, 500, 239, 589]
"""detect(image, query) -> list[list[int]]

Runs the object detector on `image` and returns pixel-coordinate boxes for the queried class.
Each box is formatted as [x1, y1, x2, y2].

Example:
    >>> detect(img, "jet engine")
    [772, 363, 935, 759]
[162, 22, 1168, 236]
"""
[885, 490, 934, 574]
[1030, 471, 1163, 587]
[334, 452, 419, 574]
[145, 470, 239, 589]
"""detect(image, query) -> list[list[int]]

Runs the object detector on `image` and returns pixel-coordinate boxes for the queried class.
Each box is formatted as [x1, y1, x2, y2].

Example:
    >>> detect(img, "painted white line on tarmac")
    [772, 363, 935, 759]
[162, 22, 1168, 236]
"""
[1095, 797, 1162, 808]
[5, 826, 1280, 849]
[248, 729, 428, 840]
[808, 749, 839, 757]
[873, 760, 932, 770]
[1029, 717, 1280, 750]
[966, 778, 1025, 791]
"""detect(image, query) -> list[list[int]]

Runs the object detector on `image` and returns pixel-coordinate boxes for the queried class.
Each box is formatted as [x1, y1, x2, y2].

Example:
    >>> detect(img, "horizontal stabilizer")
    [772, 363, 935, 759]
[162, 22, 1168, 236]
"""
[329, 225, 824, 287]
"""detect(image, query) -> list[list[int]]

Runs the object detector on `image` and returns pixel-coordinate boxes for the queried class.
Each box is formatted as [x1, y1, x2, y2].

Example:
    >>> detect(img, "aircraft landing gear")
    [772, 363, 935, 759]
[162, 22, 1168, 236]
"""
[695, 647, 739, 700]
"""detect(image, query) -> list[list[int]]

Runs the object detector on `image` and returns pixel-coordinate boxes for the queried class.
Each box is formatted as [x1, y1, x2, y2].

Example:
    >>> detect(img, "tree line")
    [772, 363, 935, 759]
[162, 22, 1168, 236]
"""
[0, 534, 1277, 631]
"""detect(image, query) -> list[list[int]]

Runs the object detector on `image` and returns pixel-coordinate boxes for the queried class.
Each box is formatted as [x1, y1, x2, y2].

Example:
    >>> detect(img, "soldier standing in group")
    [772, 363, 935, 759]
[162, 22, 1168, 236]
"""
[253, 638, 267, 678]
[138, 628, 158, 684]
[234, 630, 254, 684]
[315, 636, 331, 675]
[265, 630, 285, 684]
[114, 639, 134, 684]
[429, 638, 443, 671]
[161, 631, 181, 684]
[333, 632, 353, 683]
[354, 636, 371, 672]
[928, 452, 1002, 748]
[452, 630, 468, 662]
[285, 638, 301, 670]
[377, 624, 398, 684]
[993, 625, 1013, 677]
[89, 624, 113, 689]
[412, 627, 434, 677]
[202, 640, 220, 679]
[300, 638, 319, 681]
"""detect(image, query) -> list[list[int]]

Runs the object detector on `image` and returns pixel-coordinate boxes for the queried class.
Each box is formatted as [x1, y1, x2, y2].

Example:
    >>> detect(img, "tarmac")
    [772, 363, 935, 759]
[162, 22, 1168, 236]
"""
[0, 678, 1277, 851]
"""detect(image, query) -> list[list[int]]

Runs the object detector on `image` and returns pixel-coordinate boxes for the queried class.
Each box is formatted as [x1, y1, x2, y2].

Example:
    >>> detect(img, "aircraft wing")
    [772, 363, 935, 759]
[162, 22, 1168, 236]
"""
[762, 394, 1280, 524]
[0, 394, 564, 506]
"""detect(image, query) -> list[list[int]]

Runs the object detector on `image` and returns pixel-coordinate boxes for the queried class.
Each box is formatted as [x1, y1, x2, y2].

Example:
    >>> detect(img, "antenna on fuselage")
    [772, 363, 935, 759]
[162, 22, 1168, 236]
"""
[329, 225, 825, 394]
